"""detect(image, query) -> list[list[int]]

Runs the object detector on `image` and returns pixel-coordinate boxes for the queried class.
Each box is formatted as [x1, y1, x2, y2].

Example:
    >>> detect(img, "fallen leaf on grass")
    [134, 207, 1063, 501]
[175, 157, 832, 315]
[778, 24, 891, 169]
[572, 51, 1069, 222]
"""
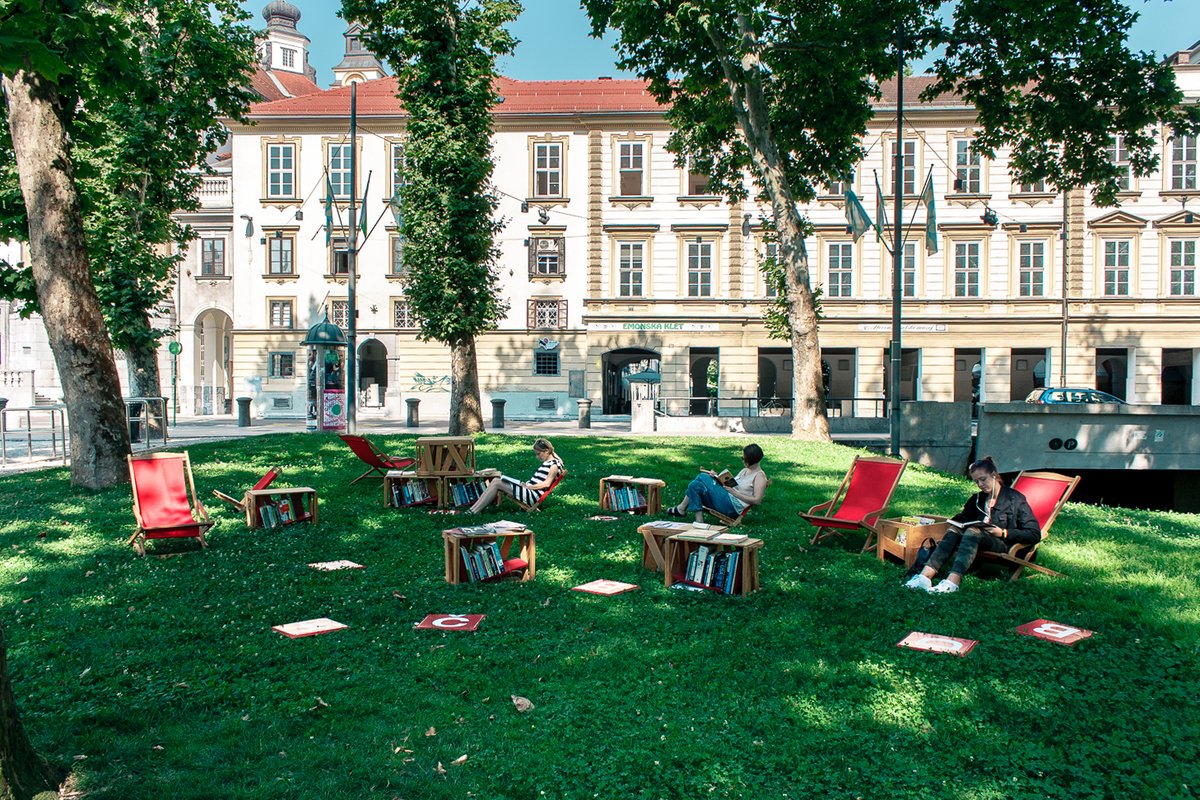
[84, 570, 95, 577]
[79, 667, 91, 678]
[17, 577, 27, 584]
[392, 591, 407, 601]
[425, 727, 436, 737]
[450, 754, 468, 766]
[308, 697, 329, 712]
[540, 598, 551, 607]
[511, 695, 534, 712]
[152, 745, 164, 751]
[435, 762, 446, 775]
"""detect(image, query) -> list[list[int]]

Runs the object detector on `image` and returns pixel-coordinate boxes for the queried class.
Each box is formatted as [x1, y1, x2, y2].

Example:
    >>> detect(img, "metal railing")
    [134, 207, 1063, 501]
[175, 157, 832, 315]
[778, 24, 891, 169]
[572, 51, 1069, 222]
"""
[125, 396, 169, 448]
[654, 395, 889, 419]
[1, 404, 68, 466]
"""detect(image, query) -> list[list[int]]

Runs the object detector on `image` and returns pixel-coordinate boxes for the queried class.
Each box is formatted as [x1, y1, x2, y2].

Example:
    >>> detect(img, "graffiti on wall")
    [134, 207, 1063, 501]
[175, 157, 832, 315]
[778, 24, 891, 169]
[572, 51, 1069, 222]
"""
[411, 373, 451, 393]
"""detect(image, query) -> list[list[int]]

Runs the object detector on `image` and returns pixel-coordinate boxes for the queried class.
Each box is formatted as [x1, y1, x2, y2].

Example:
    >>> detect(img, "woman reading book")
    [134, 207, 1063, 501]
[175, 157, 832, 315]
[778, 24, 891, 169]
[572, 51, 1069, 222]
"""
[905, 456, 1040, 594]
[466, 438, 564, 514]
[665, 443, 768, 523]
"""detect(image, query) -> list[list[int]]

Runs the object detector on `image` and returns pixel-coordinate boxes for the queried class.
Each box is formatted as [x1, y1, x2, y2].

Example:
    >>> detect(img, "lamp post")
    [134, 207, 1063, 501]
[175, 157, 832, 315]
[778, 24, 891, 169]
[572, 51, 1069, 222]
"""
[889, 31, 905, 458]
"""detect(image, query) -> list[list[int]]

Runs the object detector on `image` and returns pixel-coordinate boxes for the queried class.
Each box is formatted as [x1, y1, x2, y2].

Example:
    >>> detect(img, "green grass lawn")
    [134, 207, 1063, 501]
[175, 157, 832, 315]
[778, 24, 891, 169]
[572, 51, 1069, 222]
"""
[2, 433, 1198, 799]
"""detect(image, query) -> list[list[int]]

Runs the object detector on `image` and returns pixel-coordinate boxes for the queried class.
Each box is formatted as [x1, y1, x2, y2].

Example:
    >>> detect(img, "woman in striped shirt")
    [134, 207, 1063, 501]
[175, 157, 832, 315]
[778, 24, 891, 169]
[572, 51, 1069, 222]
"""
[467, 438, 565, 513]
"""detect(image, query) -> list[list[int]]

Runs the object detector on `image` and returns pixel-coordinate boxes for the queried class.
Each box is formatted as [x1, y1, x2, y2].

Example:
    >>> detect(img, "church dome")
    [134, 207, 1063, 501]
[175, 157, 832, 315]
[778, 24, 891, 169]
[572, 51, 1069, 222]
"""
[263, 1, 301, 29]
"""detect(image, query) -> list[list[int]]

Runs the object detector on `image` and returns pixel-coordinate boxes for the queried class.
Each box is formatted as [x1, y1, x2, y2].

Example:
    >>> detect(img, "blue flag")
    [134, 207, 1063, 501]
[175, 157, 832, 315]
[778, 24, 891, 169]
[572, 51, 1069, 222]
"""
[844, 190, 872, 242]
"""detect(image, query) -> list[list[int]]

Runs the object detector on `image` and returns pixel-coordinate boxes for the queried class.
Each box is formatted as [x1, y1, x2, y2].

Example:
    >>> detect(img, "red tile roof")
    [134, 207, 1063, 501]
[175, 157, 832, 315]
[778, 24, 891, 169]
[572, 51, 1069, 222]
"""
[250, 68, 287, 102]
[274, 71, 321, 98]
[246, 74, 961, 119]
[249, 67, 323, 102]
[249, 75, 662, 118]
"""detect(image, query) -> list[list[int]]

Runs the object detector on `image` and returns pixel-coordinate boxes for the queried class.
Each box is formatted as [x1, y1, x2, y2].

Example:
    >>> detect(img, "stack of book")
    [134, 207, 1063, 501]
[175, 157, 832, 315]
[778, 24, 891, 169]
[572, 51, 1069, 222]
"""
[258, 493, 306, 529]
[605, 484, 647, 512]
[682, 544, 740, 595]
[458, 540, 507, 582]
[448, 479, 488, 507]
[391, 480, 434, 508]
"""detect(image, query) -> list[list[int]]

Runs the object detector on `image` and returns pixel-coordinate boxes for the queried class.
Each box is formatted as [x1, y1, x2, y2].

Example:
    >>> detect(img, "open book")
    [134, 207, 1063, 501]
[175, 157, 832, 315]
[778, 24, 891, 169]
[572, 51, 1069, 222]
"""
[702, 469, 738, 488]
[947, 519, 988, 532]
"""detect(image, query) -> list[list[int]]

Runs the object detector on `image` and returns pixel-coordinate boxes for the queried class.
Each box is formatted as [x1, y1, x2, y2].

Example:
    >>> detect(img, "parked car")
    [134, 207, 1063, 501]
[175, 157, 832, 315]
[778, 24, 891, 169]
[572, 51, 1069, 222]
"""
[1024, 387, 1127, 404]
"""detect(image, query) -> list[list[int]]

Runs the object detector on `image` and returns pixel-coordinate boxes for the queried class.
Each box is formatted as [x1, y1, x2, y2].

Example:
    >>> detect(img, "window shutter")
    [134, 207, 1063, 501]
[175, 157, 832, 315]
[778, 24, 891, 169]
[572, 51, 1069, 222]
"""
[558, 299, 568, 329]
[527, 239, 536, 276]
[526, 299, 535, 329]
[556, 238, 565, 275]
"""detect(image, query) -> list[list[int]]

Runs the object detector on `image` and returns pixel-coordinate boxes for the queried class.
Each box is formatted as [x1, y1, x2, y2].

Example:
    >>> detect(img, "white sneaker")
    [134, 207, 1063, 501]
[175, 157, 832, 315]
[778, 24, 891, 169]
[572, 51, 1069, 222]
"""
[904, 574, 932, 591]
[928, 580, 959, 594]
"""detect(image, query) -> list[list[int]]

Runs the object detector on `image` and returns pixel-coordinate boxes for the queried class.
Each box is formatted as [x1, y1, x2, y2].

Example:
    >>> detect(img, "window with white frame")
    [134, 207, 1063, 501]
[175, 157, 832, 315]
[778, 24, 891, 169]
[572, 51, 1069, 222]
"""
[328, 143, 353, 198]
[890, 140, 917, 195]
[269, 352, 295, 378]
[826, 241, 853, 297]
[618, 241, 644, 297]
[826, 171, 854, 196]
[1103, 239, 1131, 296]
[269, 299, 294, 329]
[763, 241, 779, 298]
[330, 300, 349, 330]
[534, 350, 560, 376]
[954, 139, 981, 193]
[266, 143, 296, 198]
[200, 238, 225, 276]
[1169, 239, 1197, 296]
[618, 140, 645, 196]
[902, 241, 917, 298]
[329, 237, 349, 275]
[1019, 179, 1047, 194]
[527, 298, 567, 329]
[393, 299, 417, 329]
[686, 240, 713, 297]
[390, 142, 405, 197]
[954, 241, 981, 297]
[1019, 240, 1046, 297]
[390, 234, 406, 276]
[281, 48, 295, 68]
[267, 234, 294, 275]
[686, 170, 711, 196]
[533, 141, 562, 198]
[1107, 135, 1132, 191]
[529, 237, 565, 278]
[1170, 133, 1197, 191]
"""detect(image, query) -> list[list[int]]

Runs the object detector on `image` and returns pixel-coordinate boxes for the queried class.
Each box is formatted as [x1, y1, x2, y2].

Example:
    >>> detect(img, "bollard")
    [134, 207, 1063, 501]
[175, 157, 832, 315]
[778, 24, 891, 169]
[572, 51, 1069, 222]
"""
[406, 397, 420, 428]
[236, 396, 252, 428]
[576, 398, 592, 429]
[491, 398, 506, 429]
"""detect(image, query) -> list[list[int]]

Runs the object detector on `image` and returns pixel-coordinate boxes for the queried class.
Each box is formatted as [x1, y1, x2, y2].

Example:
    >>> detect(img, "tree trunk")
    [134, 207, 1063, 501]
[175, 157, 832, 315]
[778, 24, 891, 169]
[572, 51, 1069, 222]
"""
[3, 70, 131, 488]
[125, 324, 165, 439]
[0, 625, 62, 800]
[447, 335, 483, 436]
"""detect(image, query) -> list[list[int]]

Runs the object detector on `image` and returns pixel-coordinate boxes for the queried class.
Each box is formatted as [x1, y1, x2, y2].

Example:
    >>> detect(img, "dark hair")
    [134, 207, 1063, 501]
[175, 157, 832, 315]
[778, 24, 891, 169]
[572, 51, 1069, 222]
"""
[743, 443, 764, 466]
[968, 456, 1002, 486]
[532, 438, 557, 457]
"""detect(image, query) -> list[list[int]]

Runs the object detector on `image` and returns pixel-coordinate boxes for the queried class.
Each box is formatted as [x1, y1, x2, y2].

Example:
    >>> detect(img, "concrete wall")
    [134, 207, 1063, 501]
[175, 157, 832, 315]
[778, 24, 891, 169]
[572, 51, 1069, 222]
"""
[898, 401, 974, 474]
[976, 402, 1200, 472]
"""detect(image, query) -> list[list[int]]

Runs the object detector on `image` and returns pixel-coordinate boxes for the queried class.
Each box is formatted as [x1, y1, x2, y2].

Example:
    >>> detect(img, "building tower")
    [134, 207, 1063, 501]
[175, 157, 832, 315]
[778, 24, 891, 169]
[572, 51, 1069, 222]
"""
[331, 21, 388, 86]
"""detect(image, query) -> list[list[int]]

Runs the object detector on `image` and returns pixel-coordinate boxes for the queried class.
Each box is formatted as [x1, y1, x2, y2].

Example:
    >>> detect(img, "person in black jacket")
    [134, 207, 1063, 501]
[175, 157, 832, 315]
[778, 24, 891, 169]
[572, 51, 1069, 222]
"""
[905, 456, 1040, 594]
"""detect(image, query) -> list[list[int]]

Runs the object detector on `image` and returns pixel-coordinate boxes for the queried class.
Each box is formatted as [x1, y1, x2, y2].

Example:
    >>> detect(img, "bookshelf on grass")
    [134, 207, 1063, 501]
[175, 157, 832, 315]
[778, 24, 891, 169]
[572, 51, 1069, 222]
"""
[383, 470, 440, 509]
[443, 469, 501, 509]
[637, 520, 727, 572]
[442, 523, 535, 584]
[664, 531, 762, 596]
[599, 475, 666, 515]
[415, 436, 476, 476]
[245, 488, 318, 530]
[877, 516, 950, 568]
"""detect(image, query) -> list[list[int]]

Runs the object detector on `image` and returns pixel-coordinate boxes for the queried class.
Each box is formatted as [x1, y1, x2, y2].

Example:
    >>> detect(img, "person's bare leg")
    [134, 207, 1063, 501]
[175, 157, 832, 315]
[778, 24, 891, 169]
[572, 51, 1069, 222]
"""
[468, 478, 508, 513]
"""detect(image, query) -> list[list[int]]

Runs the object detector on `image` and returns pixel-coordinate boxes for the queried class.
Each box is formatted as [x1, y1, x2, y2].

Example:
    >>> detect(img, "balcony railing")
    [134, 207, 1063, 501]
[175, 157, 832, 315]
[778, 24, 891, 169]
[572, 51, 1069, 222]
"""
[197, 176, 232, 208]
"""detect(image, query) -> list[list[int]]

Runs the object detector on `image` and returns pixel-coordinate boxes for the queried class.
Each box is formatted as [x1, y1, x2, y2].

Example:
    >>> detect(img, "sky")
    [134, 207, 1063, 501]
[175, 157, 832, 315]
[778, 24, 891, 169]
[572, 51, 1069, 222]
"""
[245, 0, 1200, 88]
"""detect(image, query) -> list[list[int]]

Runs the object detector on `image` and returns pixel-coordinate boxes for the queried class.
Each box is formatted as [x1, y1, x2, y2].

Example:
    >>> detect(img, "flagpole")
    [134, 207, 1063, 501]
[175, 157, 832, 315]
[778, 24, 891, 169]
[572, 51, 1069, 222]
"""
[347, 82, 359, 434]
[889, 28, 905, 458]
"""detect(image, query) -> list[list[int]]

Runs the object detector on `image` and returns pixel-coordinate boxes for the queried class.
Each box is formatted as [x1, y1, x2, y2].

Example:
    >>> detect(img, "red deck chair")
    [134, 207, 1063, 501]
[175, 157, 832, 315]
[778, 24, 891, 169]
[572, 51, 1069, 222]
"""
[978, 470, 1080, 580]
[128, 451, 214, 556]
[212, 466, 281, 512]
[339, 434, 415, 484]
[504, 468, 567, 512]
[800, 455, 908, 551]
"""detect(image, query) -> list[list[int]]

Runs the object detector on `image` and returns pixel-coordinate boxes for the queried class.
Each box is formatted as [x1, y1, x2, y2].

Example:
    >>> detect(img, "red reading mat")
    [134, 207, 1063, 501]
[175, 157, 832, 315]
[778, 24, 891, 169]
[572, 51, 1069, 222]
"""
[897, 631, 978, 657]
[572, 579, 639, 596]
[307, 560, 365, 571]
[1016, 619, 1094, 646]
[272, 618, 348, 638]
[414, 614, 485, 631]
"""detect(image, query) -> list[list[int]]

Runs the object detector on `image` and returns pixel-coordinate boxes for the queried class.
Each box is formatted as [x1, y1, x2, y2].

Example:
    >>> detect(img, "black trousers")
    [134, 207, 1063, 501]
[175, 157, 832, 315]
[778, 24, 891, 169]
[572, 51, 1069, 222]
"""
[925, 530, 1007, 576]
